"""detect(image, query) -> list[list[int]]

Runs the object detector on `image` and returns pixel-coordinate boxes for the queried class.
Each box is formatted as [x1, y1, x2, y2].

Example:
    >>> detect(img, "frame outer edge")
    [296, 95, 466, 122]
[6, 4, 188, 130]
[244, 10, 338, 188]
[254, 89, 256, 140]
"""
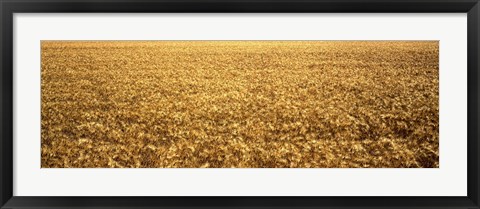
[1, 0, 480, 209]
[0, 0, 2, 206]
[0, 0, 14, 208]
[468, 1, 480, 207]
[472, 1, 480, 206]
[477, 2, 480, 206]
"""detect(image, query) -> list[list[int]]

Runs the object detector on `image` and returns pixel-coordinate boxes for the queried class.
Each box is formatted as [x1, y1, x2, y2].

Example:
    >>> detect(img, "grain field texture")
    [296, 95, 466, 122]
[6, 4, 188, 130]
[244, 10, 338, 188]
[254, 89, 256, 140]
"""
[41, 41, 439, 168]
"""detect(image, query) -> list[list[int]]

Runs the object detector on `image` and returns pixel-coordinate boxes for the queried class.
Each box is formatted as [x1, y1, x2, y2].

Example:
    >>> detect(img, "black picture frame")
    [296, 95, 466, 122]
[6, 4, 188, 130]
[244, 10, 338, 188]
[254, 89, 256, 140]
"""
[1, 0, 479, 208]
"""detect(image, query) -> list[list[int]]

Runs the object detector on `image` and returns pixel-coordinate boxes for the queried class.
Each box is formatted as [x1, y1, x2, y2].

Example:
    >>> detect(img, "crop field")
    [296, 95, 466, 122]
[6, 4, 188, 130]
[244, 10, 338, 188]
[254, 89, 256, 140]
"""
[41, 41, 439, 168]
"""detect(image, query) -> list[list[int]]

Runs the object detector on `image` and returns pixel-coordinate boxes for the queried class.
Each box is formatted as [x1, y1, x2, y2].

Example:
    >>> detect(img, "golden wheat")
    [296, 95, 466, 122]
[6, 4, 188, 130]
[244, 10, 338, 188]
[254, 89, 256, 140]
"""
[41, 41, 439, 168]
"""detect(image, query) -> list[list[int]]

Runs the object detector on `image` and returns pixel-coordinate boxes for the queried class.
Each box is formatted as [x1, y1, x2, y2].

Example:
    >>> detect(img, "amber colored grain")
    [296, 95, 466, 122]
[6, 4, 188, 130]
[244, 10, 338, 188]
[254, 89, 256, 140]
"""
[41, 41, 439, 168]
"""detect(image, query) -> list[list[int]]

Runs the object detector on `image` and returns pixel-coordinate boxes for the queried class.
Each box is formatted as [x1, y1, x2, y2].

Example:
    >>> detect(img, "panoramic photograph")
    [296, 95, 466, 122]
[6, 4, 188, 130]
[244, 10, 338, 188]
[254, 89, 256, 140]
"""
[41, 41, 439, 168]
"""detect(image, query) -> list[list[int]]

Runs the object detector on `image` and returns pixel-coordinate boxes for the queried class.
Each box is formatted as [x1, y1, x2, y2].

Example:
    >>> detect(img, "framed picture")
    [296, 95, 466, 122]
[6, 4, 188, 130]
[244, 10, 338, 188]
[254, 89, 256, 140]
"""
[1, 0, 479, 208]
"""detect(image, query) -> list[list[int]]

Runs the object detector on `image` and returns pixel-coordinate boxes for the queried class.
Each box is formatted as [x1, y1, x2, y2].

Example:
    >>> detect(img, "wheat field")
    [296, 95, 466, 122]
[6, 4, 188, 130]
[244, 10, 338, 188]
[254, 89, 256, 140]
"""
[41, 41, 439, 168]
